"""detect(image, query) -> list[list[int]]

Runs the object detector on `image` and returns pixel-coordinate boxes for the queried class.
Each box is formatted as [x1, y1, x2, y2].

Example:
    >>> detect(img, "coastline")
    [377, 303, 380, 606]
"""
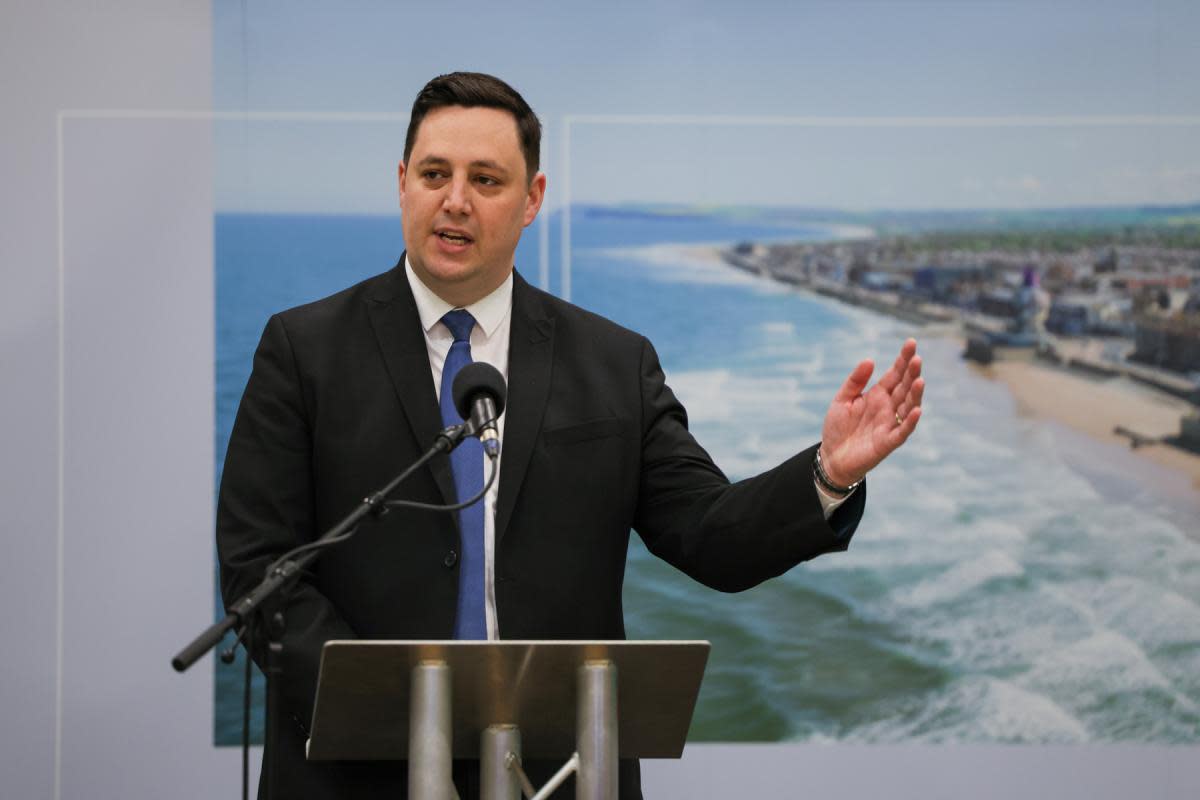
[695, 242, 1200, 497]
[978, 356, 1200, 492]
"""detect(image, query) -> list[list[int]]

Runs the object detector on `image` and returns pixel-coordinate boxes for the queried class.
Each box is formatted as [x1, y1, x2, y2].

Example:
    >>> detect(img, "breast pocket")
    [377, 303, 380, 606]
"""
[541, 417, 628, 446]
[531, 415, 637, 538]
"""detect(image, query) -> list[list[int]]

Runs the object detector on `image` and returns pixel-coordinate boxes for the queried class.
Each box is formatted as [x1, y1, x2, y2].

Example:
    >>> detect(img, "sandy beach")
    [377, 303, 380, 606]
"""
[975, 357, 1200, 491]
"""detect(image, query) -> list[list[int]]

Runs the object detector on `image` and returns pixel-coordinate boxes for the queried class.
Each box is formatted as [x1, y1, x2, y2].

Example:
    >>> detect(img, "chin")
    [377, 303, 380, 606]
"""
[420, 258, 481, 287]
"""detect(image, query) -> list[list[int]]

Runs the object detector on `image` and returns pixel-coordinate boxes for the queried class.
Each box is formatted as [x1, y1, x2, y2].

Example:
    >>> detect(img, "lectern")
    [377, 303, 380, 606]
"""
[306, 640, 710, 800]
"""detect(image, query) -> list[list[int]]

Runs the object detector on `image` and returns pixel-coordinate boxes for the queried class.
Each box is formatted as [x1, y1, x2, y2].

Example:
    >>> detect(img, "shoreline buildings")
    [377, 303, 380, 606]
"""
[723, 232, 1200, 451]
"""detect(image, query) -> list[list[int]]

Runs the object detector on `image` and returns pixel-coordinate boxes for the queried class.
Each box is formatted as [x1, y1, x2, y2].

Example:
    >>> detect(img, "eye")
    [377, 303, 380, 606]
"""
[422, 170, 447, 182]
[475, 175, 500, 186]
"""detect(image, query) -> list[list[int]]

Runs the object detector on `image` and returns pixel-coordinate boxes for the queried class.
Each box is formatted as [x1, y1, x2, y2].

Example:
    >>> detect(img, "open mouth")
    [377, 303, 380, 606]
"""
[437, 230, 474, 245]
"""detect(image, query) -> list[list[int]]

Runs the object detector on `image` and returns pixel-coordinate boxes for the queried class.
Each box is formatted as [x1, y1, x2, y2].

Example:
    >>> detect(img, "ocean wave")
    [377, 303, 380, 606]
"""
[843, 677, 1089, 743]
[775, 357, 827, 380]
[888, 482, 961, 517]
[893, 550, 1025, 609]
[945, 428, 1019, 460]
[821, 310, 905, 345]
[910, 602, 1087, 673]
[670, 369, 823, 426]
[1055, 576, 1200, 651]
[1014, 629, 1200, 740]
[1020, 630, 1174, 697]
[759, 320, 796, 336]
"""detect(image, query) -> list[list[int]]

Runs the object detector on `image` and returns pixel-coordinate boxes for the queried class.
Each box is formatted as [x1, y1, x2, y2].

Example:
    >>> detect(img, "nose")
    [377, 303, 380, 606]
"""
[442, 176, 471, 216]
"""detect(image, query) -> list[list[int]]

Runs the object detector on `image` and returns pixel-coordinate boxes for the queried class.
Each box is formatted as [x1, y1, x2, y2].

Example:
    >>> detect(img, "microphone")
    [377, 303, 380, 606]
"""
[451, 362, 507, 458]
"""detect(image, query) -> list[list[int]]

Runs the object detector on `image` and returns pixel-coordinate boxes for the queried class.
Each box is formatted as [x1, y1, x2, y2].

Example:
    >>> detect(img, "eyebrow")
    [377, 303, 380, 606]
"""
[416, 155, 510, 175]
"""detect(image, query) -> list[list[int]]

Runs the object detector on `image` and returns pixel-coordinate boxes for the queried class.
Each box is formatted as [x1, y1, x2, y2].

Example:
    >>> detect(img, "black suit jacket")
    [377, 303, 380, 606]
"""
[217, 260, 865, 798]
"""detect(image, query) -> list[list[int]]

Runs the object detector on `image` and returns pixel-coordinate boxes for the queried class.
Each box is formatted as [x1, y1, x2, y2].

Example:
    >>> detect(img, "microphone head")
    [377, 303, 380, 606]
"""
[452, 362, 507, 420]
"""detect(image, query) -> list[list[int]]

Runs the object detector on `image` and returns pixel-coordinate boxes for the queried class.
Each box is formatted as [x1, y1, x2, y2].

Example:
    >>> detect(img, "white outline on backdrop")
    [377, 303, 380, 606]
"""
[55, 109, 1200, 799]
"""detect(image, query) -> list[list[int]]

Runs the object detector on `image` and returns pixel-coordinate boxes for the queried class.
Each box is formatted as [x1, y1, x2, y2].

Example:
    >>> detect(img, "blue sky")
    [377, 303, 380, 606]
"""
[213, 0, 1200, 213]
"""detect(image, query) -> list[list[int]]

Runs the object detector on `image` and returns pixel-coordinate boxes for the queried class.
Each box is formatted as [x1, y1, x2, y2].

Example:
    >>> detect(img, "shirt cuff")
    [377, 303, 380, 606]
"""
[815, 478, 854, 519]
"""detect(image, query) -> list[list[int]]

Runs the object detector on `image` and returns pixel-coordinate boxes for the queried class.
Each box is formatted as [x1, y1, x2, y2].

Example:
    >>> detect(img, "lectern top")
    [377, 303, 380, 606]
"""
[307, 640, 710, 761]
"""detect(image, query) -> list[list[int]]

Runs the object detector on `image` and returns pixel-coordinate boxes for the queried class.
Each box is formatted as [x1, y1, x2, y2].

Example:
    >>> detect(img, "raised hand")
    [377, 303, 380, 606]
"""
[819, 338, 924, 487]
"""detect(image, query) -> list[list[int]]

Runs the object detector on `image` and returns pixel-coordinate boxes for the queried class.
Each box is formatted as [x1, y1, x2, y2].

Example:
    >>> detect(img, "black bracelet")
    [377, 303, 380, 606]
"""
[814, 445, 861, 497]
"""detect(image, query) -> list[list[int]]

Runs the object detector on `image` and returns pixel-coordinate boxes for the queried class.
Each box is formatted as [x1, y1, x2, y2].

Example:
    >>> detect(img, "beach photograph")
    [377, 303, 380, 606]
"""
[210, 0, 1200, 747]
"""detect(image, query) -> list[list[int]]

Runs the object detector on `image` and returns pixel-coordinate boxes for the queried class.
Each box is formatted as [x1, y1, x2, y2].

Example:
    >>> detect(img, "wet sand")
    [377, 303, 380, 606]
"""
[981, 358, 1200, 491]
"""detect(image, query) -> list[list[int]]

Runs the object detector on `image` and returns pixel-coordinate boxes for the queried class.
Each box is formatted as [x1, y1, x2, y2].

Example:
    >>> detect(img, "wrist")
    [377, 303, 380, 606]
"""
[814, 445, 861, 496]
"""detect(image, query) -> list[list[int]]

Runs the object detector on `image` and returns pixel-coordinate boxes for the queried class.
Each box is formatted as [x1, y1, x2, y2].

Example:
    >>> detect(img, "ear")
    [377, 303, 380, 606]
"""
[522, 172, 547, 227]
[397, 160, 407, 210]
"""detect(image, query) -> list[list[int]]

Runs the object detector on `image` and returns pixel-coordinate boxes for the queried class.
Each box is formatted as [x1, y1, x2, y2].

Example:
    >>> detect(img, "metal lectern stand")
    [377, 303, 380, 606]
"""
[305, 641, 710, 800]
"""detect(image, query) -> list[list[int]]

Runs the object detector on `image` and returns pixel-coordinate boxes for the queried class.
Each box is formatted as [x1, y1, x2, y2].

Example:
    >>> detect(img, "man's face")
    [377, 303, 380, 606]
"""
[399, 106, 546, 307]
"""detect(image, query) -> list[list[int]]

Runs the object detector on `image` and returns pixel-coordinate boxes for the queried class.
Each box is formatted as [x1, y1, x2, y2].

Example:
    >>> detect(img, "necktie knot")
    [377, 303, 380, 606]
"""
[441, 309, 476, 344]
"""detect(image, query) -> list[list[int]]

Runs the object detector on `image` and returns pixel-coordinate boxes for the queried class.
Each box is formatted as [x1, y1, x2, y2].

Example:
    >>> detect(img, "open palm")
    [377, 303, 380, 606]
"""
[819, 338, 924, 487]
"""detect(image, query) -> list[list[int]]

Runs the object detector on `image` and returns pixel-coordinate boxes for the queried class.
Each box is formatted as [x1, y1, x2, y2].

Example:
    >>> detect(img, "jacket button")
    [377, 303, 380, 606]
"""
[443, 550, 458, 568]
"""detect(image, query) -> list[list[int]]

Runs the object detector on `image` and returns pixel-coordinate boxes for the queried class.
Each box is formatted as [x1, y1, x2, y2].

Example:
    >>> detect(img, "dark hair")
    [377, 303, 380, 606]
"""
[404, 72, 542, 181]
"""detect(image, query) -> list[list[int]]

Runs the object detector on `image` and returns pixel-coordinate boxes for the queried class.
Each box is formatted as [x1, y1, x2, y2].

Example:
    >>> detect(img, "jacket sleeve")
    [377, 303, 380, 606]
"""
[632, 338, 865, 592]
[216, 313, 357, 733]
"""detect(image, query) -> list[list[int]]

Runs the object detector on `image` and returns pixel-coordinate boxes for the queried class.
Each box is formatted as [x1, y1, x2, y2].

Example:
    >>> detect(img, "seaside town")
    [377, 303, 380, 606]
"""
[721, 227, 1200, 460]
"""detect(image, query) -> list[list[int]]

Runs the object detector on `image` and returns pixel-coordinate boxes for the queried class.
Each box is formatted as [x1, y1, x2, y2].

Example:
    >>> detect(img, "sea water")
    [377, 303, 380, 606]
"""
[214, 209, 1200, 745]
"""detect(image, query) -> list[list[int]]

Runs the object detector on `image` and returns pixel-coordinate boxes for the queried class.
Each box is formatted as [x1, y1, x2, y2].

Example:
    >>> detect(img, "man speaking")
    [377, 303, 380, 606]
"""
[217, 71, 924, 799]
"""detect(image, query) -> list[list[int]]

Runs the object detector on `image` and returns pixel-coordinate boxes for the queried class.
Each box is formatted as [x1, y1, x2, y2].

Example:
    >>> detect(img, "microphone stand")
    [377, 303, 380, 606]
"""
[172, 422, 484, 800]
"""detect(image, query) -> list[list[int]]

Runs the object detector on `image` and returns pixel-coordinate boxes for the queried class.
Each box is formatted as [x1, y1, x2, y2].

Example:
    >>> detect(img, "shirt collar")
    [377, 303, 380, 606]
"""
[403, 255, 513, 338]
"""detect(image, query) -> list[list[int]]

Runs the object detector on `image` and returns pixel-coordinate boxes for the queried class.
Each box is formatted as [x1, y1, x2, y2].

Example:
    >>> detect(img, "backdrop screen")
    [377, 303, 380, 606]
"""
[211, 0, 1200, 748]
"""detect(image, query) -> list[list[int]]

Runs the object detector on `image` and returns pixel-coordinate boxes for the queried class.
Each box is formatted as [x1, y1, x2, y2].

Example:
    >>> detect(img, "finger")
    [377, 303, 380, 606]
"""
[835, 359, 875, 402]
[887, 405, 922, 450]
[890, 354, 922, 407]
[878, 338, 918, 394]
[896, 376, 925, 420]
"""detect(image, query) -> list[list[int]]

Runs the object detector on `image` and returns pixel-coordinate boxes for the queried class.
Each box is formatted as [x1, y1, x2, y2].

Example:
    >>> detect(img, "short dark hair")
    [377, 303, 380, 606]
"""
[404, 72, 542, 181]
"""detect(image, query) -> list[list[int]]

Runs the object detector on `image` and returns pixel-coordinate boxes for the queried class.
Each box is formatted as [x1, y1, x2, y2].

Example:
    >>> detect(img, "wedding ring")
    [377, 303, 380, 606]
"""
[895, 412, 903, 426]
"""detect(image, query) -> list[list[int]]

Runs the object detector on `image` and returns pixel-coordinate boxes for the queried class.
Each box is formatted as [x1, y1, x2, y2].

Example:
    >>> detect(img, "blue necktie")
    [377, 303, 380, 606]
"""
[440, 310, 487, 639]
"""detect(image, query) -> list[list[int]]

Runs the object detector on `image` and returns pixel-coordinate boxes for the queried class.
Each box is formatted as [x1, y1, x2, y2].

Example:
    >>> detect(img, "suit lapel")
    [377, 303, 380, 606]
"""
[365, 258, 456, 506]
[495, 272, 555, 543]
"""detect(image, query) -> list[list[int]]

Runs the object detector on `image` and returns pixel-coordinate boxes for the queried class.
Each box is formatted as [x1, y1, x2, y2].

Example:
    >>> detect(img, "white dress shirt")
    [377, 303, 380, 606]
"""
[405, 259, 511, 639]
[403, 258, 851, 640]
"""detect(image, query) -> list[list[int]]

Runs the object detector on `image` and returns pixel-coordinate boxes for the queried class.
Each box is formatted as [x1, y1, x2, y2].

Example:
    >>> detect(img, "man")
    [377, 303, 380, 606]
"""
[217, 72, 923, 799]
